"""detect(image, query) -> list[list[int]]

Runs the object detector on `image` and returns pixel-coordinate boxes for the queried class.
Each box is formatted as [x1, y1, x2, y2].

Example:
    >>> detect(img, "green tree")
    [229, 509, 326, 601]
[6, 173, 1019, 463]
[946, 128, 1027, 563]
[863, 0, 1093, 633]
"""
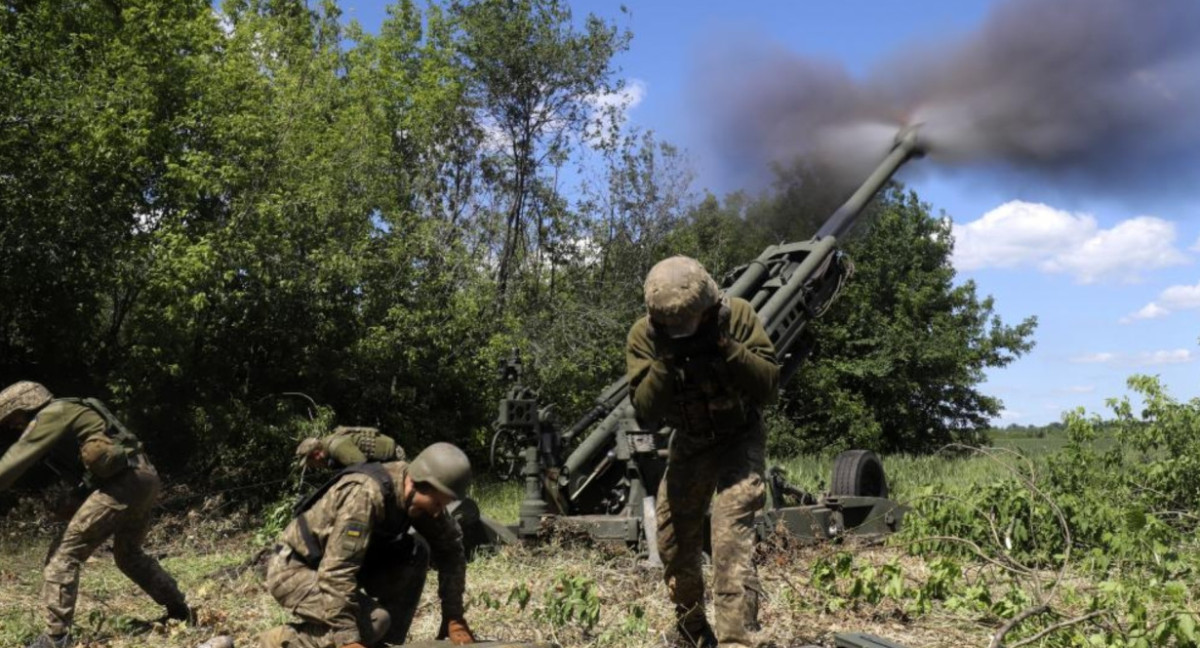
[0, 0, 217, 392]
[450, 0, 630, 304]
[777, 187, 1036, 454]
[660, 172, 1035, 455]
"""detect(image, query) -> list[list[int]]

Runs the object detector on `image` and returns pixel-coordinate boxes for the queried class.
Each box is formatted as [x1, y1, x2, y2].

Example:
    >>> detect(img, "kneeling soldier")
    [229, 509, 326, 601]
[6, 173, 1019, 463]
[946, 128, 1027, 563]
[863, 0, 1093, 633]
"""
[0, 382, 192, 648]
[295, 426, 406, 471]
[260, 442, 477, 648]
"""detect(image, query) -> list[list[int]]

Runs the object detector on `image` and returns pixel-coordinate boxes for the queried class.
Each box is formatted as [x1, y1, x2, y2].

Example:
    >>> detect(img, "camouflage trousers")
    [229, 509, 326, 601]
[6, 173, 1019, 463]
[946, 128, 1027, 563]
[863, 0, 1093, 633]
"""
[260, 533, 429, 648]
[656, 421, 766, 648]
[42, 460, 187, 635]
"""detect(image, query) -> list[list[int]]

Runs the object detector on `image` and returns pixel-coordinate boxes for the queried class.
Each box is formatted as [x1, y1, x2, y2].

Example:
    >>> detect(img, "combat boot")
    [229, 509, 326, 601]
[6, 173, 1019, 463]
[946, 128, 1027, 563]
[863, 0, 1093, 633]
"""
[669, 619, 718, 648]
[162, 603, 197, 625]
[25, 634, 72, 648]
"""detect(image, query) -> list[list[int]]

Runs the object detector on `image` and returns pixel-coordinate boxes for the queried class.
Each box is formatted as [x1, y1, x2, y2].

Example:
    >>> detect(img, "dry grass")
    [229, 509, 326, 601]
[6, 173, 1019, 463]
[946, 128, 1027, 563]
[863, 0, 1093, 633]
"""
[0, 506, 1003, 648]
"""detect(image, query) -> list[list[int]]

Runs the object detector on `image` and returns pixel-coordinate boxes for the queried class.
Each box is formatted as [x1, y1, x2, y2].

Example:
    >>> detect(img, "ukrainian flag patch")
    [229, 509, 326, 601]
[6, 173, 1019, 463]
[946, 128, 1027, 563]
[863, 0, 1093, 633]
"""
[342, 520, 368, 553]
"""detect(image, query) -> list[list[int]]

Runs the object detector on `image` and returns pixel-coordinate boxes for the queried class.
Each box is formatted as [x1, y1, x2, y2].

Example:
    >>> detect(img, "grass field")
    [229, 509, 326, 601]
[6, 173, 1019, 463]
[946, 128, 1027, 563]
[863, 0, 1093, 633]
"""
[472, 431, 1089, 523]
[0, 431, 1164, 648]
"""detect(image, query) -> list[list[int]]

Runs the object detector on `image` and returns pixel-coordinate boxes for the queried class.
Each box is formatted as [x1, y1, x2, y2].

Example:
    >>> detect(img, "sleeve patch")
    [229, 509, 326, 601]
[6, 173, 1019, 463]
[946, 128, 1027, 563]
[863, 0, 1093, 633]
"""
[340, 518, 370, 555]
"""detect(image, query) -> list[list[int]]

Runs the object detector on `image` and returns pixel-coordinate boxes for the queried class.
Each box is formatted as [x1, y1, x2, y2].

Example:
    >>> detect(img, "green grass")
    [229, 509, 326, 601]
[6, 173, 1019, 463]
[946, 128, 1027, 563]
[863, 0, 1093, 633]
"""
[473, 476, 524, 523]
[472, 431, 1095, 524]
[0, 429, 1134, 648]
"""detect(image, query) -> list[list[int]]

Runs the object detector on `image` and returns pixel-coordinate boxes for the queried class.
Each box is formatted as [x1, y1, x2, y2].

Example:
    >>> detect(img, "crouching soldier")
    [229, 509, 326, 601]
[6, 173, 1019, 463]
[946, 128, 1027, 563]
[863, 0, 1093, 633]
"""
[295, 426, 405, 471]
[0, 382, 192, 648]
[259, 442, 477, 648]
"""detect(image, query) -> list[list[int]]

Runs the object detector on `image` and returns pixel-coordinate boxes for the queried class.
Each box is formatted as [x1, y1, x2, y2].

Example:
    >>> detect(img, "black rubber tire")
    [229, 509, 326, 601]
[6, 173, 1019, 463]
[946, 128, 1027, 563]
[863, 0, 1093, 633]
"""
[830, 449, 889, 498]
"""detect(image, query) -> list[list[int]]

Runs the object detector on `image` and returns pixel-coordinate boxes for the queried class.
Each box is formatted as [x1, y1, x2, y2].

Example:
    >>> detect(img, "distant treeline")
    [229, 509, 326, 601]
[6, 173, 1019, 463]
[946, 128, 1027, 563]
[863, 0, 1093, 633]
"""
[0, 0, 1034, 492]
[989, 422, 1067, 439]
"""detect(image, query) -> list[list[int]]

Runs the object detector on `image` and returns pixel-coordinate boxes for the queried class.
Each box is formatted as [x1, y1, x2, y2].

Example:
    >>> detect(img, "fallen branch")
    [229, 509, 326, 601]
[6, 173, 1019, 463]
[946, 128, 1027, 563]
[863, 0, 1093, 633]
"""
[1008, 610, 1107, 648]
[988, 604, 1050, 648]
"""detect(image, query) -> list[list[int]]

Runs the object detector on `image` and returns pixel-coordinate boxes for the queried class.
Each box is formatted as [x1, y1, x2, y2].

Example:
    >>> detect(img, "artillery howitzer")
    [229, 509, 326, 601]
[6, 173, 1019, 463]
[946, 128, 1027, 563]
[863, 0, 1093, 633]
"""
[480, 126, 927, 554]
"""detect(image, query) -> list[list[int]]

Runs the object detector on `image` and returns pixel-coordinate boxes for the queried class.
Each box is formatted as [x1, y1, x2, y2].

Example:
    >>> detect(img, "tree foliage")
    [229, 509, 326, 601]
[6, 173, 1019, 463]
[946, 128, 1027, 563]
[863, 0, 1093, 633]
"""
[0, 0, 1035, 491]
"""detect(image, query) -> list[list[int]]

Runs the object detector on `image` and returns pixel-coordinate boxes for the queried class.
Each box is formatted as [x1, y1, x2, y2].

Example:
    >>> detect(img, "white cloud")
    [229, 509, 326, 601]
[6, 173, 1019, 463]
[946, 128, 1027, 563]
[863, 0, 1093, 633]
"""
[1192, 236, 1200, 252]
[1070, 352, 1116, 364]
[952, 201, 1095, 271]
[1123, 279, 1200, 322]
[584, 79, 647, 145]
[1043, 217, 1188, 283]
[1120, 302, 1170, 323]
[587, 79, 647, 113]
[1134, 349, 1195, 366]
[1160, 282, 1200, 309]
[1069, 349, 1195, 366]
[478, 78, 648, 154]
[1062, 385, 1095, 394]
[478, 117, 512, 154]
[952, 201, 1189, 283]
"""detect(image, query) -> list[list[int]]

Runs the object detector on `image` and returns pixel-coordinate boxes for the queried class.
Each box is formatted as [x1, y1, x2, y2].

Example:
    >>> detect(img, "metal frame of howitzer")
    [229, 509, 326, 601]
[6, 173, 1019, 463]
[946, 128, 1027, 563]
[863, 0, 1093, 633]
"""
[470, 127, 928, 554]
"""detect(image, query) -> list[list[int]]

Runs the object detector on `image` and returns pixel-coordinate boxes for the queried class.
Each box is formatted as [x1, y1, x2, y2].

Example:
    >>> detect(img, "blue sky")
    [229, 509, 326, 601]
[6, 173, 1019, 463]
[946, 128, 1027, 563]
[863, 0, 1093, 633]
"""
[334, 0, 1199, 425]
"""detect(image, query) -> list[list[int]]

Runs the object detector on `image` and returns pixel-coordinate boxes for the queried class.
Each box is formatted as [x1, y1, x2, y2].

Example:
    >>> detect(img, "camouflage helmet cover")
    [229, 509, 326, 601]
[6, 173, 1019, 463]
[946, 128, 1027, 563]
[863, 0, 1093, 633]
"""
[408, 442, 472, 500]
[0, 381, 53, 427]
[643, 256, 721, 338]
[295, 437, 324, 458]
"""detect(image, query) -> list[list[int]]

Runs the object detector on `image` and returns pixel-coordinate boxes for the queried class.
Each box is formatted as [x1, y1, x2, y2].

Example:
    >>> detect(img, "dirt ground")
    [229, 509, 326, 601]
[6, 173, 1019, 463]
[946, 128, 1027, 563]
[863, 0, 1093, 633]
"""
[0, 505, 996, 648]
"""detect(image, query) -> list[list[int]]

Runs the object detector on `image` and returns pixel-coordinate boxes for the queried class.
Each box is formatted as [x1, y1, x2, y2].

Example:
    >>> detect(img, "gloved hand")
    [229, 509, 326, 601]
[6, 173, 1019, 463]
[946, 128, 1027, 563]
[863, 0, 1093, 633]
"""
[667, 304, 730, 361]
[693, 303, 731, 351]
[338, 643, 368, 648]
[438, 617, 476, 644]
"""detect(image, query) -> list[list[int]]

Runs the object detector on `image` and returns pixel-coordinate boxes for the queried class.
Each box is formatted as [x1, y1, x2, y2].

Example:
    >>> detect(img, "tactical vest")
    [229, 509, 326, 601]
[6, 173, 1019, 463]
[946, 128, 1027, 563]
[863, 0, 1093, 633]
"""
[343, 428, 396, 461]
[670, 355, 751, 436]
[291, 462, 403, 565]
[59, 398, 145, 486]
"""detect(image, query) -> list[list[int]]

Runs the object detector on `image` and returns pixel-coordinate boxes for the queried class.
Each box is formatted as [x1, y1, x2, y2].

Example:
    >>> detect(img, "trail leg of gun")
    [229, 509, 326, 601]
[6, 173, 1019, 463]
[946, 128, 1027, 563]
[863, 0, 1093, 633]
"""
[643, 495, 662, 567]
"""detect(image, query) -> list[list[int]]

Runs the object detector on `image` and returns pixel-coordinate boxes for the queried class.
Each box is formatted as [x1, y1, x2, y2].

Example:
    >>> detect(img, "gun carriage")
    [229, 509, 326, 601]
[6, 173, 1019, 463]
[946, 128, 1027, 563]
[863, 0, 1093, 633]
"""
[476, 127, 928, 553]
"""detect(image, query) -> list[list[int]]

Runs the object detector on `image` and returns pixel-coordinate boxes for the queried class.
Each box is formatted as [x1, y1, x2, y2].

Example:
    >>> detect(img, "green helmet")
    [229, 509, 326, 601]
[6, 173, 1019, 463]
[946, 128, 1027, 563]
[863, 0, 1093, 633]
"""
[0, 381, 53, 427]
[408, 442, 472, 500]
[644, 256, 721, 338]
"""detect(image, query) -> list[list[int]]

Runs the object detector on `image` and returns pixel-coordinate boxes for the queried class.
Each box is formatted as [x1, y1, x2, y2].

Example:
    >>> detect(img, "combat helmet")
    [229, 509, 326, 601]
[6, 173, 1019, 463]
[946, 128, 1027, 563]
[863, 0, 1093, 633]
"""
[643, 256, 721, 338]
[295, 437, 324, 461]
[408, 442, 471, 500]
[0, 381, 53, 427]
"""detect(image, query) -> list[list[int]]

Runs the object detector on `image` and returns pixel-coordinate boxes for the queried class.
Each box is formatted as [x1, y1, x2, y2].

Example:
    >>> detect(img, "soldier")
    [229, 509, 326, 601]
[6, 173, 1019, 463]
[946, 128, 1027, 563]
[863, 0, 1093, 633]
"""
[626, 256, 780, 648]
[259, 442, 478, 648]
[295, 426, 406, 471]
[0, 382, 192, 648]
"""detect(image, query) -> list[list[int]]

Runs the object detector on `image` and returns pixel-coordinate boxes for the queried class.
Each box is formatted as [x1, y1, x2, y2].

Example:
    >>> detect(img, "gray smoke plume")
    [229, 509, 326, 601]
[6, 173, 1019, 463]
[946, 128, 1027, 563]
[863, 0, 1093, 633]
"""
[698, 0, 1200, 195]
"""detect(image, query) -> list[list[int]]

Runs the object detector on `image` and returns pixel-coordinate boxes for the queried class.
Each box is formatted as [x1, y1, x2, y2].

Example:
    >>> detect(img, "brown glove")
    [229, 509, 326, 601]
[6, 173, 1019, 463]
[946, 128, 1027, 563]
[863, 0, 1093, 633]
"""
[438, 617, 476, 644]
[338, 643, 368, 648]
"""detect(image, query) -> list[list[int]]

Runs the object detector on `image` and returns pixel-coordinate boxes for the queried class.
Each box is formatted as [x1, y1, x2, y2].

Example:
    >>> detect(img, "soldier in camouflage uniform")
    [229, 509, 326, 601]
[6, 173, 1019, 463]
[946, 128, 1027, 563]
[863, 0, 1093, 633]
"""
[0, 382, 191, 648]
[626, 257, 780, 648]
[259, 442, 478, 648]
[295, 426, 406, 471]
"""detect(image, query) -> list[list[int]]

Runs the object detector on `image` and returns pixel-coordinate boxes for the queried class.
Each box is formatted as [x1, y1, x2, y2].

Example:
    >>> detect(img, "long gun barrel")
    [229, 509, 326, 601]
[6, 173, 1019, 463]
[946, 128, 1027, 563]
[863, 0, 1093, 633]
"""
[816, 125, 926, 239]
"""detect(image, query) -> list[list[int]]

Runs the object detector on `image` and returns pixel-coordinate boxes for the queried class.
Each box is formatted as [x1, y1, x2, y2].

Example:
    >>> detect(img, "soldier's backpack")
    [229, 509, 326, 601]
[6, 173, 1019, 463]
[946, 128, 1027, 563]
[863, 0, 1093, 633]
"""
[60, 397, 144, 485]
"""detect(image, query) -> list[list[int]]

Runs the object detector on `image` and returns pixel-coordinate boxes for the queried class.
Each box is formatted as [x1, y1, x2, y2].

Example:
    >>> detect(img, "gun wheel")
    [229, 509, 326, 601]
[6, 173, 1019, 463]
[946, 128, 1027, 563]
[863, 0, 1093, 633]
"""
[489, 427, 523, 481]
[830, 449, 889, 498]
